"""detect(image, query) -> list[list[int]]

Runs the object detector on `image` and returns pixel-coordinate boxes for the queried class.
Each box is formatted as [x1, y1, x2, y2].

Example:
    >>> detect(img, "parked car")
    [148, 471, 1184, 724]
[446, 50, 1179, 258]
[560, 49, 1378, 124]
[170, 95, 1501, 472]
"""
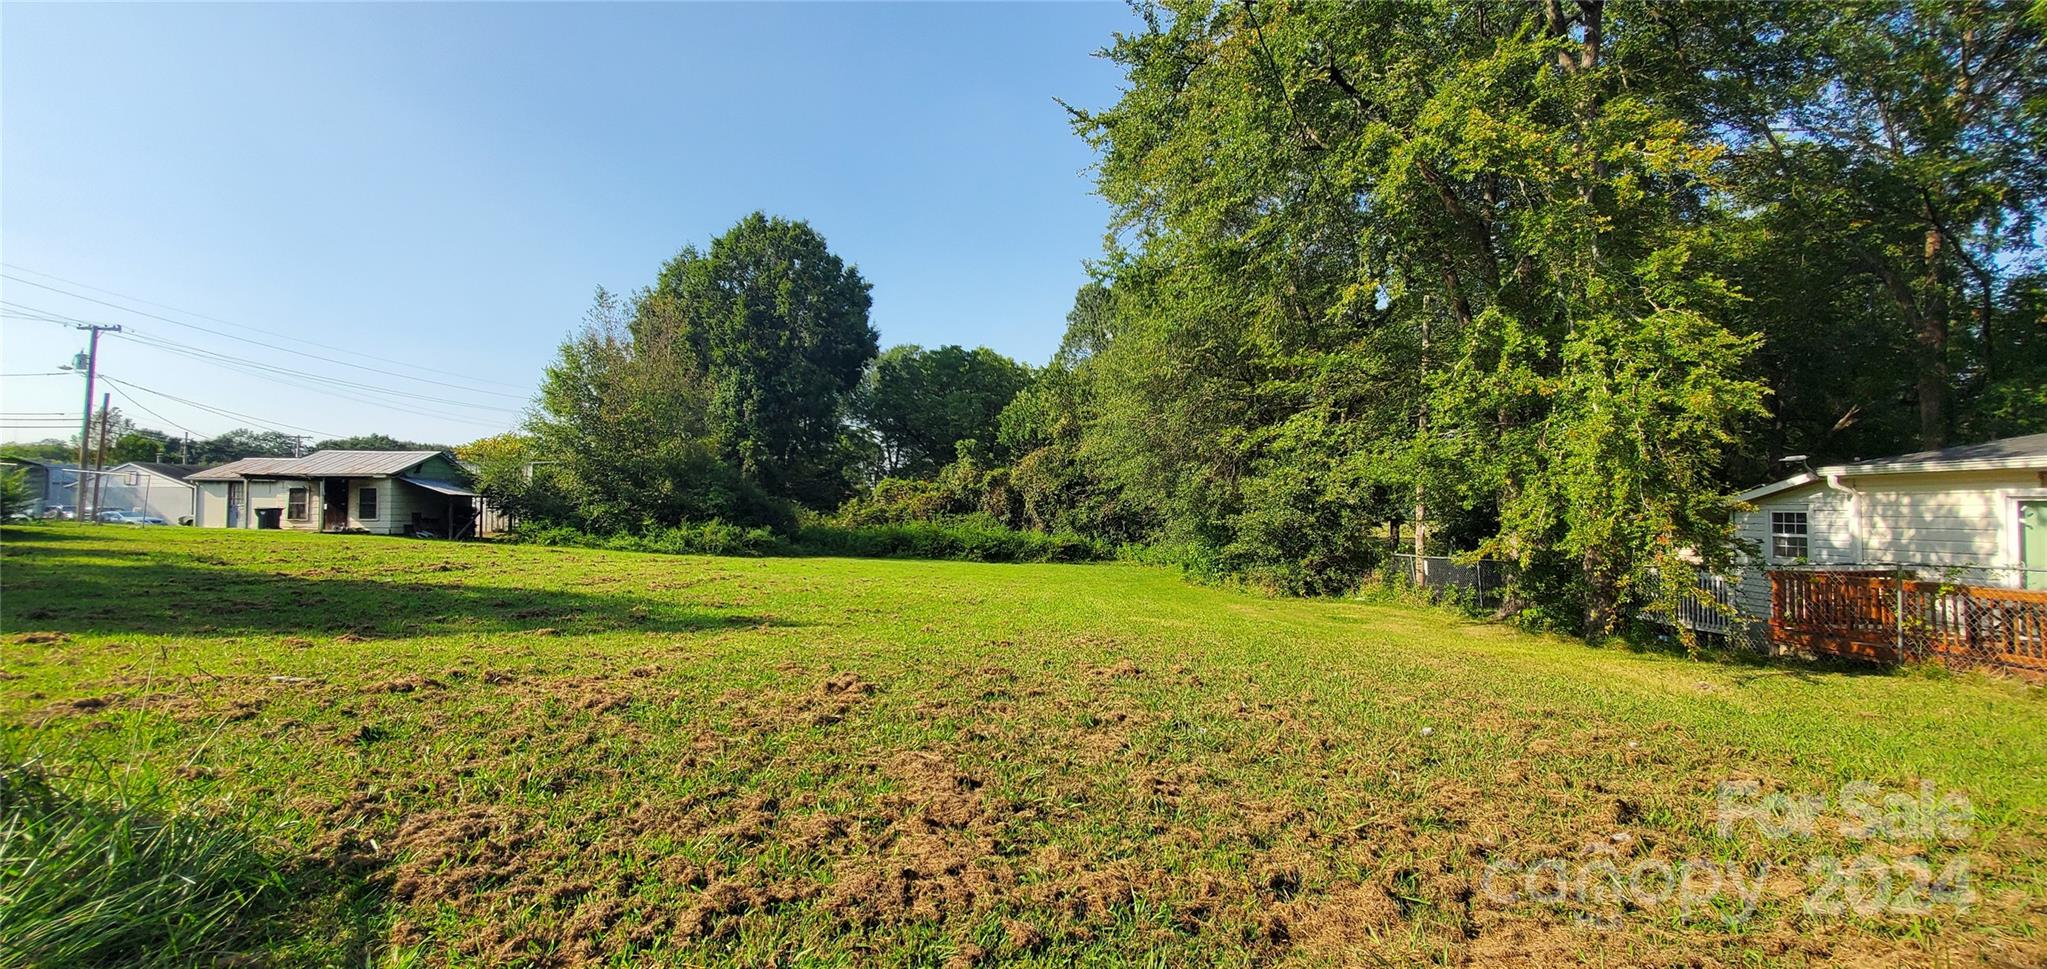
[41, 505, 75, 520]
[96, 510, 160, 524]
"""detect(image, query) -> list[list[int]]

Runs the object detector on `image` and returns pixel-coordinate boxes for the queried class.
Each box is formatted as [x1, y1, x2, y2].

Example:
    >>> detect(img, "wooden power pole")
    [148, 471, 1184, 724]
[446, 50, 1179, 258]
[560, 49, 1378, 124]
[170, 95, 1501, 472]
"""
[71, 324, 121, 517]
[90, 392, 112, 520]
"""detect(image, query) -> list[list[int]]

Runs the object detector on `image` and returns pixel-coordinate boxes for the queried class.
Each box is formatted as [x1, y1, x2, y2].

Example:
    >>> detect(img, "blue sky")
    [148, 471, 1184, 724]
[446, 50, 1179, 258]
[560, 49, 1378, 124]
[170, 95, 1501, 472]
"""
[0, 2, 1133, 447]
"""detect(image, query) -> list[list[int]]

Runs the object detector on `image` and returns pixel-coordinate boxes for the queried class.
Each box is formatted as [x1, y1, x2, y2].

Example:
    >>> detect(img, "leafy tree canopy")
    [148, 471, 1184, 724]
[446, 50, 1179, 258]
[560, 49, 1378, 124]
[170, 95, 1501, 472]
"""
[850, 344, 1034, 479]
[647, 212, 879, 508]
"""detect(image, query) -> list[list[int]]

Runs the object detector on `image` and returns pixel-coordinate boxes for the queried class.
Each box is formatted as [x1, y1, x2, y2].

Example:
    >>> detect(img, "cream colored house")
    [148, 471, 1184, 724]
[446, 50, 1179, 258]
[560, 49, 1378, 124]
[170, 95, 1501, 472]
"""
[1727, 433, 2047, 619]
[188, 450, 480, 537]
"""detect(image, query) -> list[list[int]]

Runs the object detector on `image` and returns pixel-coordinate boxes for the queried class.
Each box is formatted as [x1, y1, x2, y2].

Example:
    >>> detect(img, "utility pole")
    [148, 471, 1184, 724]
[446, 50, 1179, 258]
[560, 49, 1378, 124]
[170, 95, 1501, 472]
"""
[287, 434, 306, 458]
[91, 392, 112, 520]
[72, 324, 121, 518]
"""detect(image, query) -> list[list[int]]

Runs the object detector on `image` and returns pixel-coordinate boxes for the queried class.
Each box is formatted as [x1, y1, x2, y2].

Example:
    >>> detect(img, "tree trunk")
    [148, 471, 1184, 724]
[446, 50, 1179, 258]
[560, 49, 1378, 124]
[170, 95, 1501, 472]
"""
[1878, 248, 1949, 452]
[1915, 226, 1950, 450]
[1582, 547, 1619, 637]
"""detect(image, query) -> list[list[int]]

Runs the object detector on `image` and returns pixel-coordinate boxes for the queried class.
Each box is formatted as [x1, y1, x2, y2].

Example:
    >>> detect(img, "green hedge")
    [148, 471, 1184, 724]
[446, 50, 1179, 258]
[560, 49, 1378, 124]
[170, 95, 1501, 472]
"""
[793, 517, 1106, 563]
[511, 521, 781, 557]
[508, 516, 1108, 564]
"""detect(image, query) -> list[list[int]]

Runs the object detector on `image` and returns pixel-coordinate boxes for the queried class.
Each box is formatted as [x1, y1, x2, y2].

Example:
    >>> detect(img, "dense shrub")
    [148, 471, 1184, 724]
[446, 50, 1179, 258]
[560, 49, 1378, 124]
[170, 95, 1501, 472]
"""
[510, 521, 780, 557]
[506, 515, 1104, 564]
[794, 516, 1106, 563]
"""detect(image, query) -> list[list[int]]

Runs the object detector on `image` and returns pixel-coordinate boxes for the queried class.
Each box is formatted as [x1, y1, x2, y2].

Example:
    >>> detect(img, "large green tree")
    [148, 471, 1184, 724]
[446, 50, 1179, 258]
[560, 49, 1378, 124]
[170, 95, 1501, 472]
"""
[1698, 0, 2047, 454]
[515, 289, 790, 532]
[648, 213, 878, 507]
[850, 344, 1034, 479]
[1062, 0, 1770, 629]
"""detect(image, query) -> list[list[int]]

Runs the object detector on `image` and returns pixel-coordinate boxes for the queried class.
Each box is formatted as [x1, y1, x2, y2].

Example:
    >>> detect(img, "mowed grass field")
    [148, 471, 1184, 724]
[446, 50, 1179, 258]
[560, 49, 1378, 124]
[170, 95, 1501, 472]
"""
[3, 525, 2045, 967]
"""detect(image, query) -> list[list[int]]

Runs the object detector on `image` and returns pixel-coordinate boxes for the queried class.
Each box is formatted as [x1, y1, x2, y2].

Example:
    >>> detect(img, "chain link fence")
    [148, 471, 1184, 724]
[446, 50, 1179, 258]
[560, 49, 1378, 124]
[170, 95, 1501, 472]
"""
[1390, 553, 1506, 607]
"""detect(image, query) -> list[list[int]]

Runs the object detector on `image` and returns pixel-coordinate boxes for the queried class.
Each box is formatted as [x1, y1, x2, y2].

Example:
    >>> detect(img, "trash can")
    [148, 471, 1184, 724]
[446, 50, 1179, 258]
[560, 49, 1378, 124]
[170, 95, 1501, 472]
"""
[255, 508, 283, 530]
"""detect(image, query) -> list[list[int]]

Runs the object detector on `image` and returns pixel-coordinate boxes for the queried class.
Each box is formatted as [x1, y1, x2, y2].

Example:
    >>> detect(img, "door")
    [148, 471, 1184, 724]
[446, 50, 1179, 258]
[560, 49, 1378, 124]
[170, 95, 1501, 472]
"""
[323, 479, 349, 531]
[2023, 501, 2047, 591]
[226, 481, 243, 528]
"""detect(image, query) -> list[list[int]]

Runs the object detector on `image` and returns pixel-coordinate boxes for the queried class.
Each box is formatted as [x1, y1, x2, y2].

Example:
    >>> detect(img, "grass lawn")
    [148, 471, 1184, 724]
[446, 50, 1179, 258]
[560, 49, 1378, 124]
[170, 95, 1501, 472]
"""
[3, 524, 2045, 966]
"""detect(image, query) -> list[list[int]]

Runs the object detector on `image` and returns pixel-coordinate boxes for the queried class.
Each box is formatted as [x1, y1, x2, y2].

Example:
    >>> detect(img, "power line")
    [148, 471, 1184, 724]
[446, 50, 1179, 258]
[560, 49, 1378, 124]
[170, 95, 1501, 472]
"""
[100, 375, 335, 438]
[103, 381, 196, 438]
[118, 329, 520, 417]
[115, 335, 518, 432]
[11, 302, 519, 424]
[1, 372, 70, 377]
[0, 299, 94, 326]
[0, 268, 532, 394]
[1, 273, 534, 401]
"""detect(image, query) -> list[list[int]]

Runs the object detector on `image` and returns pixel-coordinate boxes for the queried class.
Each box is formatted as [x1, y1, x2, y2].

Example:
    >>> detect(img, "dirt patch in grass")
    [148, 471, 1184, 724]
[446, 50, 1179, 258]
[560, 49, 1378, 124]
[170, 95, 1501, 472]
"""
[7, 630, 70, 645]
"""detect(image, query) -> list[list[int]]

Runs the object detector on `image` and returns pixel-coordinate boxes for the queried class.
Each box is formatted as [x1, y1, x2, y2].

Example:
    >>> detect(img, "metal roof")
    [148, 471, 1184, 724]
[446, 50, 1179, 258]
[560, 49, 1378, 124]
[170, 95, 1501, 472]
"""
[1735, 432, 2047, 503]
[279, 450, 447, 476]
[186, 450, 452, 482]
[187, 457, 304, 481]
[399, 475, 479, 497]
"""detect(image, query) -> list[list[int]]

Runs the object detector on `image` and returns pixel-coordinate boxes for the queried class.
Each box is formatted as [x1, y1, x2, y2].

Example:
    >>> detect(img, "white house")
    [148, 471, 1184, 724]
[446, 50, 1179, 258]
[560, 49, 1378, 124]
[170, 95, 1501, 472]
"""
[187, 450, 480, 537]
[101, 462, 208, 523]
[1727, 432, 2047, 622]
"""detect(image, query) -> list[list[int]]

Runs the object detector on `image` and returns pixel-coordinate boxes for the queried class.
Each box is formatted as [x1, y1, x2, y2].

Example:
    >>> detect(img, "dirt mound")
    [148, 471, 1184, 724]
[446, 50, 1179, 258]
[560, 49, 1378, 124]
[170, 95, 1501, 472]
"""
[793, 671, 877, 726]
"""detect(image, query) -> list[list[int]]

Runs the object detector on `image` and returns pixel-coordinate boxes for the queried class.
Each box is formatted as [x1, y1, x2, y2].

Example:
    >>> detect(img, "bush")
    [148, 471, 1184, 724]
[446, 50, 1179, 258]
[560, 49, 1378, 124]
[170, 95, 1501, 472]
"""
[0, 760, 284, 967]
[510, 521, 780, 556]
[509, 515, 1106, 564]
[793, 515, 1106, 564]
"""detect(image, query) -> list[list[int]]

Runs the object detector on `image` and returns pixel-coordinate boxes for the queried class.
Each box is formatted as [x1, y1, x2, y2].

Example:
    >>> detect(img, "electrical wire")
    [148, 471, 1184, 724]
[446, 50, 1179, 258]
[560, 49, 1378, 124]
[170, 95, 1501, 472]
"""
[117, 330, 519, 419]
[99, 375, 335, 437]
[0, 272, 532, 397]
[103, 382, 197, 438]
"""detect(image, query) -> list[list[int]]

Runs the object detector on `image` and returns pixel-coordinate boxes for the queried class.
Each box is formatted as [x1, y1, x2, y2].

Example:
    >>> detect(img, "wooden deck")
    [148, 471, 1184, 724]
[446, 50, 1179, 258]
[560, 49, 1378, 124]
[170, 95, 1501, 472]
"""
[1769, 570, 2047, 674]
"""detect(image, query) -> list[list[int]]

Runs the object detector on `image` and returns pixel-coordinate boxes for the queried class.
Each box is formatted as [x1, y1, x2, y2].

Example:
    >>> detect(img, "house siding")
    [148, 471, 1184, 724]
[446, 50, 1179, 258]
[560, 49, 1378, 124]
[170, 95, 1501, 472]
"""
[246, 478, 320, 531]
[195, 482, 229, 528]
[346, 479, 407, 534]
[1728, 467, 2047, 619]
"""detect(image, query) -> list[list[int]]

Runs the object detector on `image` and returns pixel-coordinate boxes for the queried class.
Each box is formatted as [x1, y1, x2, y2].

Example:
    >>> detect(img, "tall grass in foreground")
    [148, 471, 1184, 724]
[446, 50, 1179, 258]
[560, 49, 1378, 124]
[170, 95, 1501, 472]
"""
[0, 759, 284, 968]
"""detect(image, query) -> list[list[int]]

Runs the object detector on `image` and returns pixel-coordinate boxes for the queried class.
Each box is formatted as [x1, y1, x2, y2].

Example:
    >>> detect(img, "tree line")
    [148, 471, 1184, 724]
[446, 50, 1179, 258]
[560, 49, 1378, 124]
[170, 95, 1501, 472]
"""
[475, 1, 2045, 638]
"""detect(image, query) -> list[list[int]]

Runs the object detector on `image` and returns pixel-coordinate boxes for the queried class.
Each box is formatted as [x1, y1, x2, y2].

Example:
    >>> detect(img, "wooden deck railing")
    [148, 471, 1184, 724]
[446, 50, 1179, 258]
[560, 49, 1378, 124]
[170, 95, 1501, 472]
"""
[1769, 570, 2047, 674]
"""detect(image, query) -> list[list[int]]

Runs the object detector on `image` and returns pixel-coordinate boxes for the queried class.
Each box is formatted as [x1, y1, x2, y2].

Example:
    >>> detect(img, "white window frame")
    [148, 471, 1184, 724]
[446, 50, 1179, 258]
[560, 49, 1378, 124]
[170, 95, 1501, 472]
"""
[1769, 508, 1810, 563]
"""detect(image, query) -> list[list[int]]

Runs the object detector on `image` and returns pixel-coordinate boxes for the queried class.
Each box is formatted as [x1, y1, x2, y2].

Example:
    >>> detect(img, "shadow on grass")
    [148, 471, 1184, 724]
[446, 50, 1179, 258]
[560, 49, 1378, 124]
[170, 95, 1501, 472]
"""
[1612, 621, 1893, 681]
[0, 524, 97, 543]
[0, 543, 788, 639]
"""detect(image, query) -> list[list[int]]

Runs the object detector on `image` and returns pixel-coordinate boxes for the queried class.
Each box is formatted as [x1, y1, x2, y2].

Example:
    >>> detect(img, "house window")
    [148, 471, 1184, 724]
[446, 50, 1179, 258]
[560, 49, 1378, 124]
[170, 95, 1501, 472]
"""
[1770, 511, 1809, 562]
[287, 488, 308, 520]
[358, 486, 378, 520]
